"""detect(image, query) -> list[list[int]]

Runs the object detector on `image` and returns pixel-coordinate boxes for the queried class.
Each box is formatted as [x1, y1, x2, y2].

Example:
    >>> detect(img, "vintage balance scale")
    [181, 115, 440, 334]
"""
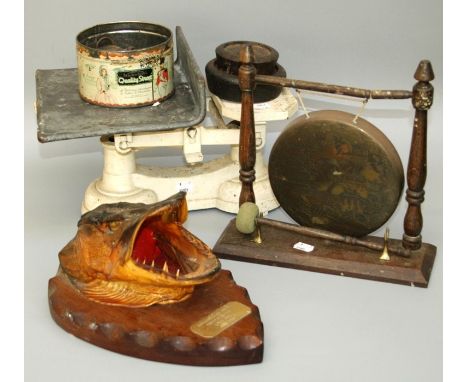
[37, 26, 298, 215]
[36, 23, 436, 366]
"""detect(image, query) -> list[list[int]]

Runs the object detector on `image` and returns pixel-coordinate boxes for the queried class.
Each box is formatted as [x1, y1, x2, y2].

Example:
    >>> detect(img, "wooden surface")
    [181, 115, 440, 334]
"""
[214, 219, 436, 287]
[403, 60, 435, 249]
[255, 74, 413, 99]
[238, 45, 257, 205]
[48, 269, 263, 366]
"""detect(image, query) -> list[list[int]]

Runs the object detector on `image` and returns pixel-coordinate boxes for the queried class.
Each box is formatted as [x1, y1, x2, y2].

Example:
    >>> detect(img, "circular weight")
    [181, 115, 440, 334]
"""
[215, 41, 279, 74]
[268, 110, 404, 237]
[206, 40, 286, 103]
[236, 202, 260, 234]
[205, 59, 286, 103]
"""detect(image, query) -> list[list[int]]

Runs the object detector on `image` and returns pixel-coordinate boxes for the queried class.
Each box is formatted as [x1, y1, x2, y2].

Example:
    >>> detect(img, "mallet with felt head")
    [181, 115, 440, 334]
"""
[235, 202, 411, 258]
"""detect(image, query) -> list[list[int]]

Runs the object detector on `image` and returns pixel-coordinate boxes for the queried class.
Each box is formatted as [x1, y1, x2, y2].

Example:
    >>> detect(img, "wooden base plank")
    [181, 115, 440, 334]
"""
[213, 219, 436, 288]
[48, 269, 263, 366]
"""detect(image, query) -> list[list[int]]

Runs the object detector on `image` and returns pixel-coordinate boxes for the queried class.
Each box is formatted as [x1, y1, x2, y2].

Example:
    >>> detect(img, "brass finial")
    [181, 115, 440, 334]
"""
[414, 60, 434, 82]
[253, 212, 263, 244]
[380, 228, 390, 261]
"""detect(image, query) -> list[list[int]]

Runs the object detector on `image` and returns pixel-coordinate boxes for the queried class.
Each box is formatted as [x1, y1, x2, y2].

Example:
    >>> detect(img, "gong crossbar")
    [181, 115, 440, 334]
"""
[237, 45, 434, 251]
[255, 74, 413, 100]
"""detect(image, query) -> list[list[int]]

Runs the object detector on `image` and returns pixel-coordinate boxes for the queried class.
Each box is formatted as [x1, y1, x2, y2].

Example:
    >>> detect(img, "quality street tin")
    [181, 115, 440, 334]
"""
[77, 21, 174, 108]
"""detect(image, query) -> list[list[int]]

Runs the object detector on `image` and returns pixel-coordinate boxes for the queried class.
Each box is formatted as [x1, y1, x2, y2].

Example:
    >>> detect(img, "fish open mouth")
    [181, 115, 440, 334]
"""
[129, 210, 216, 281]
[59, 192, 220, 307]
[131, 216, 186, 278]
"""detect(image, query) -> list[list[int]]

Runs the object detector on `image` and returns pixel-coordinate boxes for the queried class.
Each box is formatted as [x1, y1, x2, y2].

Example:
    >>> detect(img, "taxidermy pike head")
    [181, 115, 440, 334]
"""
[58, 192, 220, 307]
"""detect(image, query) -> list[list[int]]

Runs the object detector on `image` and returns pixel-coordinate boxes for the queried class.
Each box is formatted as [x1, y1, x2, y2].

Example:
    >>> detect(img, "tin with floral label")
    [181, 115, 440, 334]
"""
[77, 22, 174, 107]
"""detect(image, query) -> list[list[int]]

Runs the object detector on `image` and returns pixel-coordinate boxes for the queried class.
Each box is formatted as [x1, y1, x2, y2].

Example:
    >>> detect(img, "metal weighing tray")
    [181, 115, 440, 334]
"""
[36, 26, 206, 143]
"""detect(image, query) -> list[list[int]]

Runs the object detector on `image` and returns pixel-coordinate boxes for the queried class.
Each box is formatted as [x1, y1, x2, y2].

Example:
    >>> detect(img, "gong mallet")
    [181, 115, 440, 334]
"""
[236, 202, 412, 258]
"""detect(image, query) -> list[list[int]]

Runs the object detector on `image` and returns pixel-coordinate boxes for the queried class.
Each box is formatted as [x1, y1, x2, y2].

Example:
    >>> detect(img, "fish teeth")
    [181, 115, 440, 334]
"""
[176, 269, 180, 278]
[151, 260, 155, 267]
[163, 261, 169, 273]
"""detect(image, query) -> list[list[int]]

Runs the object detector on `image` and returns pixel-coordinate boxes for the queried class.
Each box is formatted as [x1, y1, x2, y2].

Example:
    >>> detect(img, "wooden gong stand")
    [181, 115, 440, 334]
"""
[213, 45, 437, 287]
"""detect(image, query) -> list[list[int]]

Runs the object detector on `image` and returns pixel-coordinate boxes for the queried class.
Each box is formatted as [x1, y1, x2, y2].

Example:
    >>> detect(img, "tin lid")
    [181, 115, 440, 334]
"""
[76, 21, 172, 54]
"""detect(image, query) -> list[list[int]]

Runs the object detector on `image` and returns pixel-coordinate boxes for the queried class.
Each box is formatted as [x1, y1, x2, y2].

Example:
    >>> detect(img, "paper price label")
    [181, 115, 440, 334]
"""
[254, 102, 271, 110]
[293, 242, 315, 253]
[176, 181, 193, 193]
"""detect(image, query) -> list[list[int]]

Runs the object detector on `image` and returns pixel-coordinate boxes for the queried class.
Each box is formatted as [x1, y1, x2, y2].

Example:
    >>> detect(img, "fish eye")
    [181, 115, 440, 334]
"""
[108, 221, 120, 231]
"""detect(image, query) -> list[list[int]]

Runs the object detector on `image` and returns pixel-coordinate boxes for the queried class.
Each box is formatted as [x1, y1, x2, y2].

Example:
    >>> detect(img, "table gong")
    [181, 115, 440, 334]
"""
[268, 110, 404, 238]
[214, 46, 437, 287]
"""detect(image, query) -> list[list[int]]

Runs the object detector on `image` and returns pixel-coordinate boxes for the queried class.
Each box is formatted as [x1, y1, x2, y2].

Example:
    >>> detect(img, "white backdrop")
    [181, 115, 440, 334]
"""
[25, 1, 442, 381]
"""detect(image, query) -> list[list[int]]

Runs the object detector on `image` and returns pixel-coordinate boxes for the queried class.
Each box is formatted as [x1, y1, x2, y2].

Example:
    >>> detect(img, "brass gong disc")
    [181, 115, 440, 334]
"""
[268, 110, 404, 237]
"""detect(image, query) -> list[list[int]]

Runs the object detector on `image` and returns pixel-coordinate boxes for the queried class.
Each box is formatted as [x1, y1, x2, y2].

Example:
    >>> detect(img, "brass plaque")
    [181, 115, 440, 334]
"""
[190, 301, 252, 338]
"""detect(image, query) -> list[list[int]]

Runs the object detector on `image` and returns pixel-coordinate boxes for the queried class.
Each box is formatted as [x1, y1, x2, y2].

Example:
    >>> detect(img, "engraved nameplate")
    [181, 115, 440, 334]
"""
[190, 301, 252, 338]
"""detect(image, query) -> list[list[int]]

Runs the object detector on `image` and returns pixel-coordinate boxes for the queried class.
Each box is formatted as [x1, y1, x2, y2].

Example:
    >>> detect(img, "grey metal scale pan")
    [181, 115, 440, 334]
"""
[35, 26, 206, 143]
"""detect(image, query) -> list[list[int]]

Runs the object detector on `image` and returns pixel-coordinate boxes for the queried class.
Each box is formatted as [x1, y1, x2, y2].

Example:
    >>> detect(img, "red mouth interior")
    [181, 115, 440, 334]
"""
[131, 220, 183, 276]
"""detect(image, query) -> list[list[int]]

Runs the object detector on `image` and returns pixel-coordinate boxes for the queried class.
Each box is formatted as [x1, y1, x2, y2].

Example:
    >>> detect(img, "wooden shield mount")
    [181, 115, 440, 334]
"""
[49, 270, 264, 366]
[48, 194, 263, 366]
[213, 45, 437, 287]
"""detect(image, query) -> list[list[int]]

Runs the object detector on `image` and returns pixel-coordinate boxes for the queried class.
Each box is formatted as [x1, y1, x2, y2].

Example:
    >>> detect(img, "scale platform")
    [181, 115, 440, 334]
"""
[36, 27, 206, 143]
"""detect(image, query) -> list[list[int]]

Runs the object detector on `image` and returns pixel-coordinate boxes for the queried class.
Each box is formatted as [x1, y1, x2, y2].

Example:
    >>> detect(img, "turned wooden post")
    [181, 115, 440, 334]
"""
[402, 60, 434, 250]
[238, 45, 257, 205]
